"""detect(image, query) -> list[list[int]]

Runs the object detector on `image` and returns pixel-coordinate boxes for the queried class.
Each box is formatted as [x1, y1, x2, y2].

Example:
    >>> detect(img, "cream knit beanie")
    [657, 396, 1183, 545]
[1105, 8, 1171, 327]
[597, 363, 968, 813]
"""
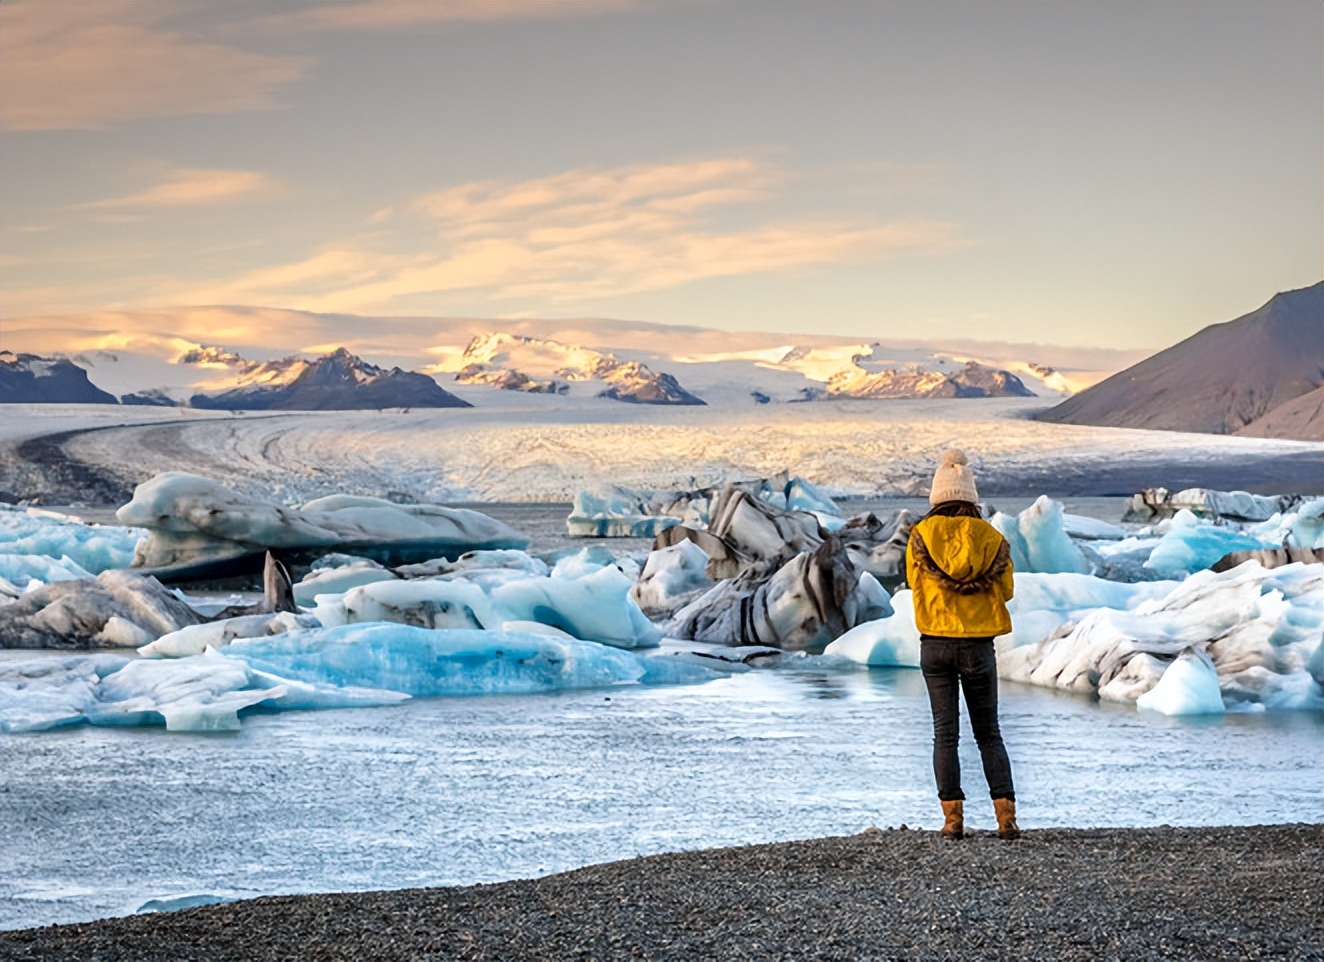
[928, 449, 979, 505]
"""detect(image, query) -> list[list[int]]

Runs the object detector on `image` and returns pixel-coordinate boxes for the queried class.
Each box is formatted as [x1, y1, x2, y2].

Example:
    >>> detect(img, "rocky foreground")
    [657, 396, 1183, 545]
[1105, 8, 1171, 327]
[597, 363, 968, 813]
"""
[3, 825, 1320, 961]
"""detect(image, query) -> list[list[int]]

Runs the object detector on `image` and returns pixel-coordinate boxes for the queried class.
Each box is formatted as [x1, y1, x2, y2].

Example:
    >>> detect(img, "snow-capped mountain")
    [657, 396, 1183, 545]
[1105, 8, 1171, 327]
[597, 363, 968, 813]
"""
[0, 351, 118, 404]
[439, 333, 706, 405]
[1038, 282, 1324, 439]
[825, 359, 1033, 399]
[190, 348, 471, 410]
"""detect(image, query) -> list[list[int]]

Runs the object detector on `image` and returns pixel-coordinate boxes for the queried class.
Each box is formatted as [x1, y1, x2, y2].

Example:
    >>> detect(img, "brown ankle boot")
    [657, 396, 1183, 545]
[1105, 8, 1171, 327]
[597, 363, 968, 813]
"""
[940, 800, 964, 839]
[994, 797, 1020, 840]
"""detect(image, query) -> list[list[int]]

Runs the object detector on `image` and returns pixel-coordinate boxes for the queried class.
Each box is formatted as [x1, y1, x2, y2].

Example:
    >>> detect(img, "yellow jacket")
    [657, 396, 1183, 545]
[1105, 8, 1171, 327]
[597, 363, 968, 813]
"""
[906, 516, 1014, 638]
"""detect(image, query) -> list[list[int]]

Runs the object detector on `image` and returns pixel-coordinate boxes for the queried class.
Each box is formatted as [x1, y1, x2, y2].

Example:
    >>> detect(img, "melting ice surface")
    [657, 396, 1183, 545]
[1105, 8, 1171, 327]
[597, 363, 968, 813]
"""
[0, 627, 716, 734]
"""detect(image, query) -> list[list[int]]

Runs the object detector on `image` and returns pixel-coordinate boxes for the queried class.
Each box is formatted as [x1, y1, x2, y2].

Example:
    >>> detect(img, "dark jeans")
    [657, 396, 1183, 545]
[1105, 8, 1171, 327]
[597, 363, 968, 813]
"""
[919, 635, 1015, 802]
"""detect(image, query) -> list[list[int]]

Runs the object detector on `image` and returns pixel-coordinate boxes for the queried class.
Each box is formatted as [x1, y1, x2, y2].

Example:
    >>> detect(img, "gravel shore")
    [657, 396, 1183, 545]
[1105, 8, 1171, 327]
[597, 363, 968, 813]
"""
[3, 824, 1320, 961]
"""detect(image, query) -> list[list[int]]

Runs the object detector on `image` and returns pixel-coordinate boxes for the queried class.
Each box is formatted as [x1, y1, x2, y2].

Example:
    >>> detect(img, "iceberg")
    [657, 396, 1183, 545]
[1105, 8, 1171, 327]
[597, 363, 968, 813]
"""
[0, 553, 95, 593]
[990, 495, 1088, 575]
[564, 473, 840, 539]
[1143, 510, 1272, 577]
[492, 565, 661, 649]
[293, 556, 397, 606]
[823, 589, 920, 667]
[565, 484, 684, 538]
[116, 472, 529, 577]
[0, 569, 205, 649]
[138, 611, 320, 658]
[0, 624, 719, 734]
[1136, 648, 1225, 716]
[666, 537, 890, 652]
[1123, 487, 1305, 524]
[631, 539, 716, 619]
[0, 504, 144, 575]
[341, 579, 497, 631]
[306, 553, 660, 649]
[222, 624, 713, 696]
[1000, 561, 1323, 711]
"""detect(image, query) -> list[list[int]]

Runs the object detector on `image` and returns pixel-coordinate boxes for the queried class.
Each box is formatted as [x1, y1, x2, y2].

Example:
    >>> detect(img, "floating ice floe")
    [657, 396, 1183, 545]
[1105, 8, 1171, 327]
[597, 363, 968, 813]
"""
[0, 503, 145, 577]
[0, 569, 206, 649]
[999, 560, 1323, 711]
[990, 495, 1088, 575]
[138, 611, 321, 659]
[305, 549, 659, 649]
[666, 537, 891, 653]
[0, 625, 720, 733]
[116, 473, 529, 578]
[565, 472, 842, 538]
[1135, 648, 1225, 715]
[1123, 487, 1308, 524]
[292, 555, 397, 606]
[1141, 510, 1274, 577]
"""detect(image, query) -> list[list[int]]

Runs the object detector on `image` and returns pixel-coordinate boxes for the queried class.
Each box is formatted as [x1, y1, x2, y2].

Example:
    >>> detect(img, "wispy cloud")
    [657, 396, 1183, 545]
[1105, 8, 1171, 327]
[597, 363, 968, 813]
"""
[74, 168, 278, 210]
[173, 157, 968, 313]
[243, 0, 634, 33]
[0, 1, 310, 130]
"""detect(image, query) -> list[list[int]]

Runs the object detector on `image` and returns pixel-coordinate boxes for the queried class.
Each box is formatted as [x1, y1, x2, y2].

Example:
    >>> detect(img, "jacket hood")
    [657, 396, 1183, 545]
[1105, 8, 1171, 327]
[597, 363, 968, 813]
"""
[911, 517, 1010, 594]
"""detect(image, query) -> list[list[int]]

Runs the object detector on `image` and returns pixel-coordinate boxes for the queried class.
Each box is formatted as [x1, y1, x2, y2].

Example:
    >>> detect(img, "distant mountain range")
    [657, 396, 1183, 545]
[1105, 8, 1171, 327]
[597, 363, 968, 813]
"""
[1037, 282, 1323, 441]
[1, 311, 1140, 410]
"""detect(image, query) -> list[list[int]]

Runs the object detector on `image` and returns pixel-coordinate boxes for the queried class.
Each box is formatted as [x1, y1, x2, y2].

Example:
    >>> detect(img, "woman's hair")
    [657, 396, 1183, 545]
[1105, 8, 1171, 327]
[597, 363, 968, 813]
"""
[925, 499, 984, 519]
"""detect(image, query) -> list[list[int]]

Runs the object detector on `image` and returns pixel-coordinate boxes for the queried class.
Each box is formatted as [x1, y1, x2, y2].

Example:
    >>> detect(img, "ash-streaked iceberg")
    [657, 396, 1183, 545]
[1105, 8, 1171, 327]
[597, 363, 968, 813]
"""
[0, 568, 205, 649]
[565, 473, 842, 540]
[1000, 560, 1323, 711]
[116, 472, 529, 578]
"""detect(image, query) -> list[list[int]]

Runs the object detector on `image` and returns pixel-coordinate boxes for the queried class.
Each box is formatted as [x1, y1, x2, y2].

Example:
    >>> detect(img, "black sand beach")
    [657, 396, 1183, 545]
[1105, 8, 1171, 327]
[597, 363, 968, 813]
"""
[4, 824, 1320, 961]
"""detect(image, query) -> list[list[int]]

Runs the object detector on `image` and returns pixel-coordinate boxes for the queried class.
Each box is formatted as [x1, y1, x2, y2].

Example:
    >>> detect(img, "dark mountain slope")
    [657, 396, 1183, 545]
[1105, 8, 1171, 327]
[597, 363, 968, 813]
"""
[1037, 283, 1323, 435]
[0, 352, 118, 404]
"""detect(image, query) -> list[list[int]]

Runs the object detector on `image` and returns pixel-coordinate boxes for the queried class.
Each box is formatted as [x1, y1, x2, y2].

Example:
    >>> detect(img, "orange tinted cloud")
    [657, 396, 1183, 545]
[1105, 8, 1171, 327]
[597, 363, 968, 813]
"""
[172, 157, 968, 313]
[0, 1, 310, 130]
[75, 168, 278, 209]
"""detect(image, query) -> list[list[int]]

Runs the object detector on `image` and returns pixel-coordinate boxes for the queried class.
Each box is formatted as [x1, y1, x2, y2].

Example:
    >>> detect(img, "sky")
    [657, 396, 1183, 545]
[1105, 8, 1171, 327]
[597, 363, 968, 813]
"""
[1, 0, 1320, 352]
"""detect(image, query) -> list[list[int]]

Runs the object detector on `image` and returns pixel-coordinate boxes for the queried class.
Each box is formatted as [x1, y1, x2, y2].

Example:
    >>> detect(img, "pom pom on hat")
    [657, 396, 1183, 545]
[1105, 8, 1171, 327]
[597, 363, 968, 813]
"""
[929, 448, 979, 505]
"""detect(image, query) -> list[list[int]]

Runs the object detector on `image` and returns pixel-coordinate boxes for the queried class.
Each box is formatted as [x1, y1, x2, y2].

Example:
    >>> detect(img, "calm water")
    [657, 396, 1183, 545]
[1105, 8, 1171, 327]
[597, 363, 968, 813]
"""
[2, 663, 1320, 930]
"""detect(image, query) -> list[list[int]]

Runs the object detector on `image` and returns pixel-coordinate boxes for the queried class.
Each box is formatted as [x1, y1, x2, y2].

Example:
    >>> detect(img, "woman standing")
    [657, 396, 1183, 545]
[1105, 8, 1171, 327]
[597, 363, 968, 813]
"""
[906, 449, 1020, 840]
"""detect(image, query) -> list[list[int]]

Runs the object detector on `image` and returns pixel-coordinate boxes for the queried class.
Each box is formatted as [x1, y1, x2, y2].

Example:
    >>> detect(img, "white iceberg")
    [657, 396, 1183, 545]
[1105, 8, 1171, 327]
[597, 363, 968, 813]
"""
[1136, 648, 1225, 716]
[990, 496, 1088, 575]
[823, 588, 920, 667]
